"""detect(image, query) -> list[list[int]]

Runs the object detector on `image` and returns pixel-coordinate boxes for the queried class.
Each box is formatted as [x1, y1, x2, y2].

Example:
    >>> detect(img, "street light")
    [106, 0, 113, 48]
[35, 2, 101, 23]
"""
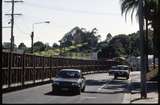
[31, 21, 50, 53]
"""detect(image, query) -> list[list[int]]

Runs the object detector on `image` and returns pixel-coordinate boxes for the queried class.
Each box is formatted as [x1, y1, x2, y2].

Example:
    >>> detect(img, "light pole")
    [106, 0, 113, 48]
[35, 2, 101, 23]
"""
[31, 21, 50, 53]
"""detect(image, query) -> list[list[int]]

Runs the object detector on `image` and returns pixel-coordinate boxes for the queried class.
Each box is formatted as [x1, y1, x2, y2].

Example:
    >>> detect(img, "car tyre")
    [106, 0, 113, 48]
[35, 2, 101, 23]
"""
[77, 88, 81, 95]
[126, 75, 129, 80]
[114, 75, 117, 79]
[81, 85, 85, 92]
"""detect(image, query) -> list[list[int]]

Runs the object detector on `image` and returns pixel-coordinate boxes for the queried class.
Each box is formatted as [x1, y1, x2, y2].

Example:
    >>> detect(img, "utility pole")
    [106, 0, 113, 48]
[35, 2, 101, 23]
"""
[138, 0, 147, 99]
[4, 0, 23, 87]
[4, 0, 23, 52]
[31, 32, 34, 53]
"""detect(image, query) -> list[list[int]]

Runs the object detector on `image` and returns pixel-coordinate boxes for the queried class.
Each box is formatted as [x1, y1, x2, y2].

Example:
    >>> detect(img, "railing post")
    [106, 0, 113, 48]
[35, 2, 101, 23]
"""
[22, 52, 25, 86]
[8, 52, 12, 87]
[50, 56, 52, 80]
[33, 55, 36, 84]
[42, 56, 45, 81]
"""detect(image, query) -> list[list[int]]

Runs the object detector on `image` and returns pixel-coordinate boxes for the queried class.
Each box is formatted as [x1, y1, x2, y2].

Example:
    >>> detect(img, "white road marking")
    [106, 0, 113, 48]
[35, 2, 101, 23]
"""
[97, 77, 114, 91]
[81, 96, 97, 99]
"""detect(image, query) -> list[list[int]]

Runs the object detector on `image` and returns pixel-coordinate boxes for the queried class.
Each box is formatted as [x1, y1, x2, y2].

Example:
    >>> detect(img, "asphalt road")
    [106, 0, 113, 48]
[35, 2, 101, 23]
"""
[2, 73, 131, 104]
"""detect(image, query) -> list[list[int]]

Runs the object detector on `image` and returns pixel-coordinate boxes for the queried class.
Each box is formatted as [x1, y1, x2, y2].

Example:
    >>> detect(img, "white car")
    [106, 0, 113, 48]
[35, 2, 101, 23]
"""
[109, 65, 130, 79]
[52, 69, 86, 95]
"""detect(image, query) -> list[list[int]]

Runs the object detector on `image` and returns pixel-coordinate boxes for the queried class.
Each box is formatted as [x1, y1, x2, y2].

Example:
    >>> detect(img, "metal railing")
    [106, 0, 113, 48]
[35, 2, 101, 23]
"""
[2, 51, 116, 91]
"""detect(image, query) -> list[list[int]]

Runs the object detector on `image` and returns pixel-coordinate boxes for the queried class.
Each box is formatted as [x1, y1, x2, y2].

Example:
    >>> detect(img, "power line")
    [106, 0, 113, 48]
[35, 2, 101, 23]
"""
[15, 23, 29, 35]
[24, 1, 120, 16]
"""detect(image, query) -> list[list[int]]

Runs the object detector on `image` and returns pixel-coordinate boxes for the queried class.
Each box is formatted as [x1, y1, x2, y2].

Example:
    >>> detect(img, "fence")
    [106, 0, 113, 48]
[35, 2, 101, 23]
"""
[2, 51, 116, 91]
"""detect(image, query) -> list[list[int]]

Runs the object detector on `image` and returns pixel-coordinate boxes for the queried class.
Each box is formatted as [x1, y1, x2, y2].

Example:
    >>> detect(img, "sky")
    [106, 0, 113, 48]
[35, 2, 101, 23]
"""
[2, 0, 139, 47]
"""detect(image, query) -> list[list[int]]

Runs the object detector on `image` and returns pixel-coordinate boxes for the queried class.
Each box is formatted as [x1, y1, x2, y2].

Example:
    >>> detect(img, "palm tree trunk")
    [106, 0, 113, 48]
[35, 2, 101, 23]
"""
[138, 0, 147, 99]
[153, 31, 156, 69]
[158, 47, 160, 104]
[145, 19, 149, 72]
[157, 1, 160, 103]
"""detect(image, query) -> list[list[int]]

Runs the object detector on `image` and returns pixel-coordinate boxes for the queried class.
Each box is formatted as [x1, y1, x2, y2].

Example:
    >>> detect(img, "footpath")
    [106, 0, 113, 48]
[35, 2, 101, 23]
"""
[130, 80, 158, 104]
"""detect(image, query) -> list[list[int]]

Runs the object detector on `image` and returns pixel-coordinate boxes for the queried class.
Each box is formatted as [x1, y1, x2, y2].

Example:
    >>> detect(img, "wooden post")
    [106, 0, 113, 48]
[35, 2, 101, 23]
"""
[33, 55, 36, 84]
[22, 52, 25, 86]
[50, 56, 52, 80]
[42, 56, 45, 81]
[8, 52, 12, 87]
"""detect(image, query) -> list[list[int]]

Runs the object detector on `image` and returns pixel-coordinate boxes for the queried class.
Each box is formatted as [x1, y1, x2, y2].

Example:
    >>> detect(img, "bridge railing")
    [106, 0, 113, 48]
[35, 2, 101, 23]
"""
[2, 51, 116, 91]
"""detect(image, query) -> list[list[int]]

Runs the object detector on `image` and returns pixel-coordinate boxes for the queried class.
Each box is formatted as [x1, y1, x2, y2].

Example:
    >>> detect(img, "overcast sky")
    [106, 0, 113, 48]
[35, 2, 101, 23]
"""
[2, 0, 139, 47]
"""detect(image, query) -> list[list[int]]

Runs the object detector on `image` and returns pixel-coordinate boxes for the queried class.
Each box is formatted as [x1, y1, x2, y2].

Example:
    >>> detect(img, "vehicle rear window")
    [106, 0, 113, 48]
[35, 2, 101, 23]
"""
[111, 66, 117, 70]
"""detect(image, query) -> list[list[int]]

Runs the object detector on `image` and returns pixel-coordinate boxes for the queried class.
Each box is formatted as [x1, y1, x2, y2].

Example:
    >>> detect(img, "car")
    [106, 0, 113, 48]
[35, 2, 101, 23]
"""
[108, 66, 117, 75]
[52, 69, 86, 95]
[108, 65, 130, 79]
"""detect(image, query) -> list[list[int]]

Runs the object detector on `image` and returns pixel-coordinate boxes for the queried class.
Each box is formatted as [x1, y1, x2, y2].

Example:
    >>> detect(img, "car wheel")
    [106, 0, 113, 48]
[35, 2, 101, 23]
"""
[77, 88, 81, 95]
[52, 86, 54, 93]
[81, 85, 85, 92]
[126, 75, 129, 80]
[114, 75, 117, 79]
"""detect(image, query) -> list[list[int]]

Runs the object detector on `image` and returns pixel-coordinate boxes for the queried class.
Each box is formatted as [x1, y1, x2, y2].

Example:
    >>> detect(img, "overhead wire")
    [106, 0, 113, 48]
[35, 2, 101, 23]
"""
[23, 0, 120, 16]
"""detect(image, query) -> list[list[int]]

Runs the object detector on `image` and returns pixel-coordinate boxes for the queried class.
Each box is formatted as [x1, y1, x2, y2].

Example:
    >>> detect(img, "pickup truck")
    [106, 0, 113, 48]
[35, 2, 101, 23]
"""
[108, 65, 130, 79]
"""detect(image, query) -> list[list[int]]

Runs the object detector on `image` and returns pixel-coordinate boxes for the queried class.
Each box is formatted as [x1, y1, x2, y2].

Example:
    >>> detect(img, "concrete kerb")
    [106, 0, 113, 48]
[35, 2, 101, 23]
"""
[122, 77, 131, 104]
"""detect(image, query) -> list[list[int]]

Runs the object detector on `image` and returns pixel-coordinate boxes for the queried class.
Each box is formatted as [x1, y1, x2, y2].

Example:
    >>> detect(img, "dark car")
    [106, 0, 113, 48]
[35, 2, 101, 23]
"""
[52, 69, 86, 95]
[108, 65, 130, 79]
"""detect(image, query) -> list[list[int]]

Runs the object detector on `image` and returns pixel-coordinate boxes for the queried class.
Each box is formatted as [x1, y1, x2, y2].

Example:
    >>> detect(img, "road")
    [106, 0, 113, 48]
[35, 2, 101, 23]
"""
[2, 72, 132, 104]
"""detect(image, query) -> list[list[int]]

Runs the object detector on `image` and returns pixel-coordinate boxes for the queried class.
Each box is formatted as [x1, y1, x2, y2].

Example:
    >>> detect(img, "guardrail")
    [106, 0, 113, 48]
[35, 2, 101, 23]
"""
[2, 51, 116, 92]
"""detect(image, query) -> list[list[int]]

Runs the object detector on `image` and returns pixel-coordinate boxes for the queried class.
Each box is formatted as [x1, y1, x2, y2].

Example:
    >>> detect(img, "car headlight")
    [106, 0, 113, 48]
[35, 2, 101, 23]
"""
[53, 81, 60, 85]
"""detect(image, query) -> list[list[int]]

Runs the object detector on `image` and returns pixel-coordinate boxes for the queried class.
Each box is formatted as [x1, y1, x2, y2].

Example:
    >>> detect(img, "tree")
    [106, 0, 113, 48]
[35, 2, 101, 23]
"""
[44, 43, 51, 51]
[52, 43, 59, 49]
[59, 26, 100, 52]
[18, 42, 27, 51]
[33, 41, 45, 52]
[97, 45, 118, 59]
[105, 33, 112, 43]
[97, 34, 130, 59]
[120, 0, 160, 99]
[3, 42, 17, 50]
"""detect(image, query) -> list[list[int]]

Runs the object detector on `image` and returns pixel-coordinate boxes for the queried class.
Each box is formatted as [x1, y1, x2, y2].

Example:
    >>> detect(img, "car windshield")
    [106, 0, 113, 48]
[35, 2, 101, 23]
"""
[111, 66, 117, 70]
[56, 70, 80, 78]
[118, 66, 128, 70]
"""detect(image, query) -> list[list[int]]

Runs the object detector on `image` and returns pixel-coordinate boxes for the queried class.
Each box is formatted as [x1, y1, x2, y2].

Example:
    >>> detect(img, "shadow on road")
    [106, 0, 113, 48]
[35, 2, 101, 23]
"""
[44, 91, 79, 96]
[85, 78, 130, 95]
[85, 79, 108, 86]
[84, 90, 127, 94]
[131, 81, 158, 94]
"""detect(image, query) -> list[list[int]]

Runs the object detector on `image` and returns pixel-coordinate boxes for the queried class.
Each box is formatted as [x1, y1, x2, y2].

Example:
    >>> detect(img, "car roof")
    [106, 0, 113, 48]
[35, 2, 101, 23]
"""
[117, 65, 129, 67]
[60, 69, 81, 72]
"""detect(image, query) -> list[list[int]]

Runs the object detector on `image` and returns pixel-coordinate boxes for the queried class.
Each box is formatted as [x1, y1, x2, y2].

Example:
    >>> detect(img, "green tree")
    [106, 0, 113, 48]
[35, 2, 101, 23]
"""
[18, 42, 27, 51]
[3, 42, 17, 49]
[120, 0, 160, 99]
[59, 26, 100, 52]
[105, 33, 112, 43]
[44, 43, 51, 51]
[52, 43, 59, 49]
[33, 41, 45, 52]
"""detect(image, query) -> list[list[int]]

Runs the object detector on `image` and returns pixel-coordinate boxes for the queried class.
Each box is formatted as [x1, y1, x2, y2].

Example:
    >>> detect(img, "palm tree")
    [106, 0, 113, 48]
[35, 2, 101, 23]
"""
[120, 0, 160, 101]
